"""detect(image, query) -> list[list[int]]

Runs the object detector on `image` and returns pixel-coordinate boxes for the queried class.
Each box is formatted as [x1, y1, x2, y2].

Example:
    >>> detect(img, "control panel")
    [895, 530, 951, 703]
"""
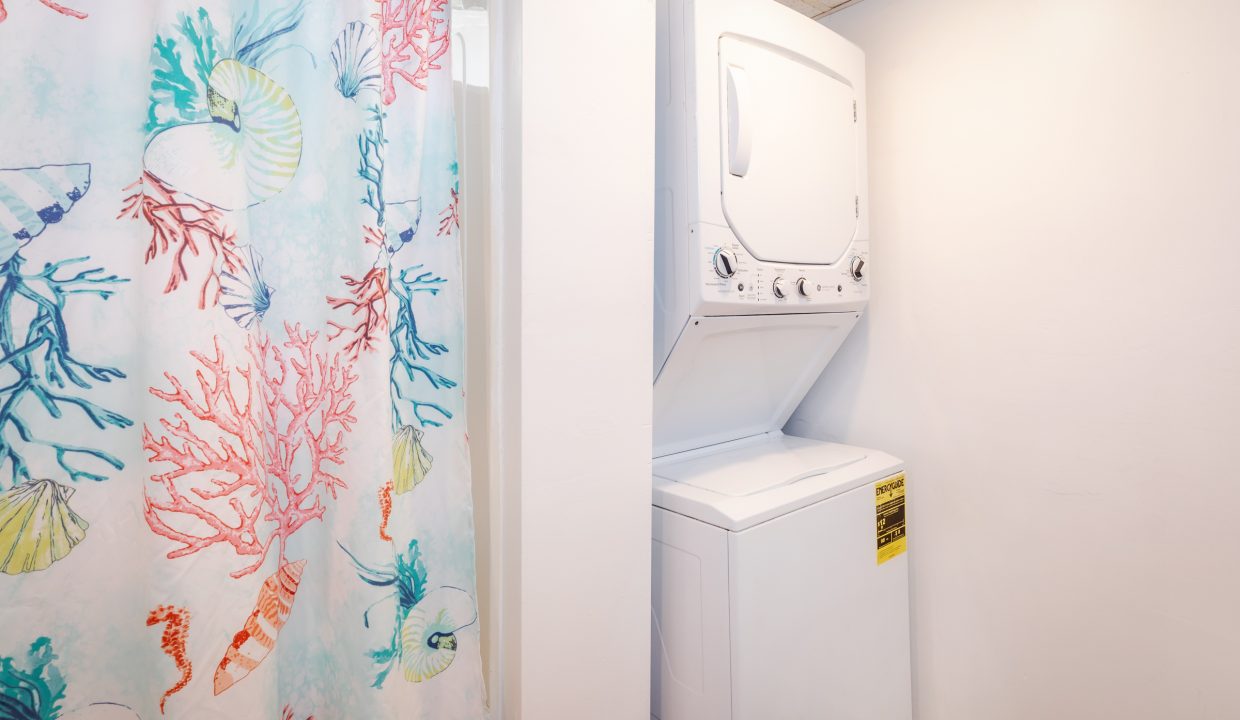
[700, 232, 868, 311]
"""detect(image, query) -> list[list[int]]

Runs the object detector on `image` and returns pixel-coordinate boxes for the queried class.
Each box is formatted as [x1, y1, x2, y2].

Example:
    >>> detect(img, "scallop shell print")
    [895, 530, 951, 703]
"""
[392, 424, 433, 495]
[0, 163, 91, 262]
[0, 478, 89, 575]
[144, 60, 303, 211]
[331, 21, 382, 99]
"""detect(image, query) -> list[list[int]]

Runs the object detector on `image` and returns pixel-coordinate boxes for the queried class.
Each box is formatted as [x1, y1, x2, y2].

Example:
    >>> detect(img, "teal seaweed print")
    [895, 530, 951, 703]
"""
[340, 539, 429, 687]
[145, 2, 308, 134]
[339, 539, 477, 688]
[0, 637, 67, 720]
[146, 8, 223, 134]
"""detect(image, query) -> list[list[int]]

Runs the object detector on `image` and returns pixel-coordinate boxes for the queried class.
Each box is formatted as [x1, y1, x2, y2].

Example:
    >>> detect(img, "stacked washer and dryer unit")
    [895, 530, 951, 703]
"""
[651, 1, 912, 719]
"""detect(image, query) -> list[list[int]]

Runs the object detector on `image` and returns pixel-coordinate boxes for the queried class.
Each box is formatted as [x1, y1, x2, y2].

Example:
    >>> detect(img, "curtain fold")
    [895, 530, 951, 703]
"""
[0, 1, 483, 717]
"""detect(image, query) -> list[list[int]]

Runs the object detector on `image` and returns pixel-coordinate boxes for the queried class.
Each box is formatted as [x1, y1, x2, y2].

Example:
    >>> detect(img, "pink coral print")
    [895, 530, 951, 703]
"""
[143, 323, 358, 579]
[327, 265, 389, 360]
[437, 187, 460, 237]
[0, 0, 87, 23]
[373, 0, 451, 105]
[120, 172, 243, 310]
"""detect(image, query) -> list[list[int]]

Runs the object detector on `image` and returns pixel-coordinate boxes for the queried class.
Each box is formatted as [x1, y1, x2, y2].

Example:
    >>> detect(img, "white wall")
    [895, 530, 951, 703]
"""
[495, 1, 655, 718]
[789, 1, 1240, 718]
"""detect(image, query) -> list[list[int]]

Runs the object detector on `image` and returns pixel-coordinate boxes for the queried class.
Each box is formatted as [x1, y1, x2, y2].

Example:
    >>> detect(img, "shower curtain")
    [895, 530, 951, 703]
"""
[0, 1, 484, 718]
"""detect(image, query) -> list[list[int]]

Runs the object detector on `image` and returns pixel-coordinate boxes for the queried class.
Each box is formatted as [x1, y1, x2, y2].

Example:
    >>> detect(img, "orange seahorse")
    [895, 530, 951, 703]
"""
[379, 479, 394, 541]
[147, 604, 193, 714]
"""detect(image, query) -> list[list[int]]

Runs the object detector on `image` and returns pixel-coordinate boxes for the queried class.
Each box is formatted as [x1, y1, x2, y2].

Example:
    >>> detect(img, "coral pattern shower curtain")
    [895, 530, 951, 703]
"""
[0, 1, 484, 718]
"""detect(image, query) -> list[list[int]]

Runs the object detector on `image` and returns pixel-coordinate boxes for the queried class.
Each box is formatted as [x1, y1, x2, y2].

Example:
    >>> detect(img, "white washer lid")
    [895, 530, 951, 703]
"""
[652, 433, 904, 531]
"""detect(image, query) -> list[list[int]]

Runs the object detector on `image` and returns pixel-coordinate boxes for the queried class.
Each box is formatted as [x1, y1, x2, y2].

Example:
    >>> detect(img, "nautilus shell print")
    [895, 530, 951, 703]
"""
[0, 478, 89, 575]
[144, 59, 303, 211]
[400, 587, 476, 683]
[60, 703, 143, 720]
[0, 163, 91, 261]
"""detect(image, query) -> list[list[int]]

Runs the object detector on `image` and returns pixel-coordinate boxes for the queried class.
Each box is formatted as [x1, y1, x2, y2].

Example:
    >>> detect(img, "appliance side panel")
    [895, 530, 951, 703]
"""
[652, 507, 733, 720]
[655, 0, 694, 374]
[728, 475, 912, 720]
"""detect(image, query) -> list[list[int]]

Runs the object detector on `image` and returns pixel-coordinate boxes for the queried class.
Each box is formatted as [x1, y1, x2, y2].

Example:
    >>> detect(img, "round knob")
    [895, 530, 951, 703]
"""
[850, 256, 866, 281]
[712, 248, 737, 278]
[797, 277, 815, 298]
[771, 277, 786, 299]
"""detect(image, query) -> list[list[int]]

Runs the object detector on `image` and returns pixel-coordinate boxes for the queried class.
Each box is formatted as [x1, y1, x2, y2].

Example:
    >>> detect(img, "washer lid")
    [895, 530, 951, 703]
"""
[719, 35, 859, 266]
[657, 434, 866, 496]
[653, 434, 903, 531]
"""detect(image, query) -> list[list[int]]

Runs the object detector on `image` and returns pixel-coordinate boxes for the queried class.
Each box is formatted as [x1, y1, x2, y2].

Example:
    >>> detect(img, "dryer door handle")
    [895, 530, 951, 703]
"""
[727, 65, 753, 177]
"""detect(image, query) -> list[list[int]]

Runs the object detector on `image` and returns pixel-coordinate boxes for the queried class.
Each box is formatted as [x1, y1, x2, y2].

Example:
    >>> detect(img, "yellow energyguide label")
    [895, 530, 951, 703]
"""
[875, 473, 907, 565]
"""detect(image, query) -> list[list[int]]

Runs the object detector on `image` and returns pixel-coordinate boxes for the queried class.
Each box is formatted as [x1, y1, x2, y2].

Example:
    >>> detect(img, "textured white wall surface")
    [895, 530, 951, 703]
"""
[789, 1, 1240, 718]
[501, 1, 655, 718]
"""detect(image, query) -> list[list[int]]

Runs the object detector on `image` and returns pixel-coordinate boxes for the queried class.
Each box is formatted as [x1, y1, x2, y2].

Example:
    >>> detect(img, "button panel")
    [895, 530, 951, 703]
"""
[701, 236, 869, 307]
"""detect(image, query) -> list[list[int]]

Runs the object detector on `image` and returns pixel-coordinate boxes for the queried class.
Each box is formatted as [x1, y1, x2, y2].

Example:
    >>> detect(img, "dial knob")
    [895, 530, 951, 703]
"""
[712, 248, 737, 278]
[850, 256, 866, 281]
[771, 277, 786, 299]
[797, 277, 815, 298]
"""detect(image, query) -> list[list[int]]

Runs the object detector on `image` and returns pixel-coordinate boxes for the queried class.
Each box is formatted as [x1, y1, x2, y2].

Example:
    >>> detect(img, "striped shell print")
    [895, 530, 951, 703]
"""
[214, 559, 307, 695]
[0, 163, 91, 261]
[144, 59, 302, 211]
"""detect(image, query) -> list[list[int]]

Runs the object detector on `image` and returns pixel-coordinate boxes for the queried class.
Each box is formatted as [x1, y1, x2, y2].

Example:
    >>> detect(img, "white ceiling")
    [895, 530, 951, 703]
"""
[772, 0, 865, 19]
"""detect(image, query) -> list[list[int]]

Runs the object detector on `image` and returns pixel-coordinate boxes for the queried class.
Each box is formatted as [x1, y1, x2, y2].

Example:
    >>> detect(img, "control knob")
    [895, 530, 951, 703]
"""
[771, 277, 786, 299]
[850, 256, 866, 281]
[797, 277, 815, 298]
[712, 248, 737, 278]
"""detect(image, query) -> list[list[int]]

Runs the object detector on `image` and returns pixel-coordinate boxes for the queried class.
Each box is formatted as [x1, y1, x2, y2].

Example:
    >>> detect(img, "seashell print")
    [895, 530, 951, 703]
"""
[331, 21, 382, 100]
[0, 163, 91, 262]
[392, 424, 433, 495]
[143, 60, 303, 211]
[60, 703, 143, 720]
[400, 587, 476, 683]
[214, 560, 307, 695]
[220, 245, 275, 329]
[0, 478, 89, 575]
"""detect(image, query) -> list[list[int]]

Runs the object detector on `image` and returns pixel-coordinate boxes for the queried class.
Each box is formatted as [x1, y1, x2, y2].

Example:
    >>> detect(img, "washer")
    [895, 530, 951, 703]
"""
[651, 434, 911, 720]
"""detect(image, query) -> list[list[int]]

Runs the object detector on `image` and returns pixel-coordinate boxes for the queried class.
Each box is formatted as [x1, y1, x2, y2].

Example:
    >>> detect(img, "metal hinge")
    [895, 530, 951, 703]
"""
[853, 101, 857, 122]
[855, 196, 860, 217]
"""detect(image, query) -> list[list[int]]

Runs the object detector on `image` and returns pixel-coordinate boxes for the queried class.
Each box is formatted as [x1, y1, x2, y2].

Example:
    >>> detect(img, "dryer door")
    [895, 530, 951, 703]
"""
[719, 36, 859, 266]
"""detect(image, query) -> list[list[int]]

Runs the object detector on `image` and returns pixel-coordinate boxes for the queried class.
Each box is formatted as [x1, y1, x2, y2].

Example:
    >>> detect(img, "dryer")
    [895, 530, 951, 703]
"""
[654, 0, 869, 457]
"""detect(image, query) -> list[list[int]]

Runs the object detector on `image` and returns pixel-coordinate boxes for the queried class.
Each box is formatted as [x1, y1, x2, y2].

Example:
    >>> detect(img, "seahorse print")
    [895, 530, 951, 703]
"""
[147, 604, 193, 714]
